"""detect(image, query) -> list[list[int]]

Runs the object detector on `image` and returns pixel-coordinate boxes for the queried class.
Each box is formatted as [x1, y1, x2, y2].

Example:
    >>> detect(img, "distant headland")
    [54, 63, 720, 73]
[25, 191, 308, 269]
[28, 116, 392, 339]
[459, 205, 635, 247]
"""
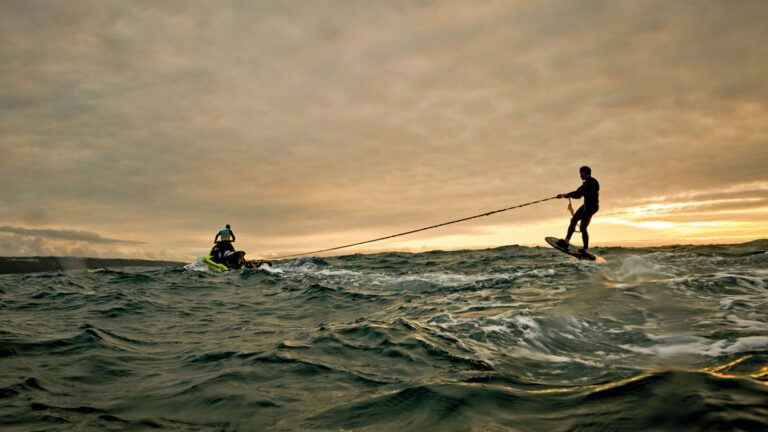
[0, 256, 184, 275]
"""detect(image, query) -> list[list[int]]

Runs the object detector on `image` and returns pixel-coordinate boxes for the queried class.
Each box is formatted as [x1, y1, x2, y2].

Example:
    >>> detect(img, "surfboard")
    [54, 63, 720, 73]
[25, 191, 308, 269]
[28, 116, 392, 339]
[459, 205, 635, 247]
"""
[545, 237, 597, 261]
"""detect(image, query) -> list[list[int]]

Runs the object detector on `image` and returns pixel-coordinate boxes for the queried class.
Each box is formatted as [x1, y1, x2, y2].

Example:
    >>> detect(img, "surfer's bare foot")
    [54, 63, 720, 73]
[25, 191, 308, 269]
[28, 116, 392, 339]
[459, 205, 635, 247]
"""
[556, 239, 569, 248]
[578, 248, 590, 255]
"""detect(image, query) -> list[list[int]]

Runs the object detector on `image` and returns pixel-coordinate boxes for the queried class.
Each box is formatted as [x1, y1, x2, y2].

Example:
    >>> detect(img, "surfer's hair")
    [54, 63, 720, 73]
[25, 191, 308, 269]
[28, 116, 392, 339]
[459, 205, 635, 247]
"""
[579, 166, 591, 175]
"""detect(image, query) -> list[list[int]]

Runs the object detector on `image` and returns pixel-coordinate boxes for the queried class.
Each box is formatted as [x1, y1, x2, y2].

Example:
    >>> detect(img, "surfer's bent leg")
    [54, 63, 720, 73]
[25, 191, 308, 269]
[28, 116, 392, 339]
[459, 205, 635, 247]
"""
[566, 205, 585, 241]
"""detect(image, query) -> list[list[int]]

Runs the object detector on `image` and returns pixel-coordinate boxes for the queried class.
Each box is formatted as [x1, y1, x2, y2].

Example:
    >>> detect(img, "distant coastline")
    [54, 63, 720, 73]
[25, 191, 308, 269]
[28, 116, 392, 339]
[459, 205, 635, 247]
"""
[0, 256, 184, 275]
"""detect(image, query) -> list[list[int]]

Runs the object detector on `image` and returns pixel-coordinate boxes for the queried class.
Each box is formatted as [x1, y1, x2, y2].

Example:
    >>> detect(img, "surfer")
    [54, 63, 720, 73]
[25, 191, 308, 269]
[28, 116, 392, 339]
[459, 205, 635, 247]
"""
[556, 166, 599, 256]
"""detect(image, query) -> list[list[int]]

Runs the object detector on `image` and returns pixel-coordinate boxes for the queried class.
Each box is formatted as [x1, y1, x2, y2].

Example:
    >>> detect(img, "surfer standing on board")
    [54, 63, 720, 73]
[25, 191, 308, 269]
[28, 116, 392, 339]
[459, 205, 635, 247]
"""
[556, 166, 600, 256]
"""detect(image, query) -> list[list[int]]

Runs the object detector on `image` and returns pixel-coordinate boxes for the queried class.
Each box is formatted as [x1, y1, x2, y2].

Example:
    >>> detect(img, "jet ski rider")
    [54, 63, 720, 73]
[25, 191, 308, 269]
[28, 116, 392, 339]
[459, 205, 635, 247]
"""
[212, 224, 236, 261]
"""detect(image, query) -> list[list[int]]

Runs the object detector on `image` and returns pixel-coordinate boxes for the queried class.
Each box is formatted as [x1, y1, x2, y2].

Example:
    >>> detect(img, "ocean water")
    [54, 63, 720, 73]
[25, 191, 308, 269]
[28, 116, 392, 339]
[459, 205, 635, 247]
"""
[1, 241, 767, 431]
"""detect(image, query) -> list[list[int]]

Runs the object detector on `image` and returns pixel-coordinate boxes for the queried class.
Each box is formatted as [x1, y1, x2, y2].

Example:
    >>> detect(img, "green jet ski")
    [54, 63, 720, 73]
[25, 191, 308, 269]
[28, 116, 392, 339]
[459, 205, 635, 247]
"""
[205, 243, 272, 272]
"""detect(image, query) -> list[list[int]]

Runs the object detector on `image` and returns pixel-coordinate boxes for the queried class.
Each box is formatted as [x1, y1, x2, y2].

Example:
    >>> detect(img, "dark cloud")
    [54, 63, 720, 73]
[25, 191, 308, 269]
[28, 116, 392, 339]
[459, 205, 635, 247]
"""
[0, 226, 144, 245]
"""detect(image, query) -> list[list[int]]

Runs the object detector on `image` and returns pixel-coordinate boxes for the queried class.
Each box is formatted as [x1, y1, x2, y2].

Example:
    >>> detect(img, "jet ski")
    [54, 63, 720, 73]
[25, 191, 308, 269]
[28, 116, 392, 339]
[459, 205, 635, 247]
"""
[204, 242, 272, 272]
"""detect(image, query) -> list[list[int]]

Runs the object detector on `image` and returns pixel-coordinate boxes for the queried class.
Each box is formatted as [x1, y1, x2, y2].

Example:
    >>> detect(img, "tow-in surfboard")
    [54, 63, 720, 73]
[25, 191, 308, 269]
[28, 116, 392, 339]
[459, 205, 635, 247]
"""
[545, 236, 597, 261]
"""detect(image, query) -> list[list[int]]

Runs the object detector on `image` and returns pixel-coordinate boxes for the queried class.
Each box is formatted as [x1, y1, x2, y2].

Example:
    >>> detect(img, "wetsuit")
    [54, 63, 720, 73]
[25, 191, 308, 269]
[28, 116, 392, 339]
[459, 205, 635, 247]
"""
[566, 176, 600, 249]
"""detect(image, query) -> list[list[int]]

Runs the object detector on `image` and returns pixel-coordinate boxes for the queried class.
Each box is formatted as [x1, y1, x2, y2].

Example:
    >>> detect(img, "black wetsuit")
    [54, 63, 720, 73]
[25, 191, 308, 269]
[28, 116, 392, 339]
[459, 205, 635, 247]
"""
[566, 176, 600, 249]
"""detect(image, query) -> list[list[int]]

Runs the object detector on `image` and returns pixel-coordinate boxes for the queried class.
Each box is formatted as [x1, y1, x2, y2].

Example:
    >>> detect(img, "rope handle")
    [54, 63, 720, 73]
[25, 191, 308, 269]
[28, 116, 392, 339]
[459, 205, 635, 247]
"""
[567, 198, 581, 233]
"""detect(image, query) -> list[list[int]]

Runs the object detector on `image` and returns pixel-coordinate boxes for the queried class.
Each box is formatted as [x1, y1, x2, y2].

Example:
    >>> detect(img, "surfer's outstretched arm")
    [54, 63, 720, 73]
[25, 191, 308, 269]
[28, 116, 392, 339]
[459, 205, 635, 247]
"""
[557, 186, 584, 199]
[566, 186, 585, 199]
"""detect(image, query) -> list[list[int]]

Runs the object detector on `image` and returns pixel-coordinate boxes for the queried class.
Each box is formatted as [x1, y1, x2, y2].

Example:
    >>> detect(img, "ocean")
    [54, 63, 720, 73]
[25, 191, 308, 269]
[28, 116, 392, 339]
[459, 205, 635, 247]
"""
[1, 241, 767, 431]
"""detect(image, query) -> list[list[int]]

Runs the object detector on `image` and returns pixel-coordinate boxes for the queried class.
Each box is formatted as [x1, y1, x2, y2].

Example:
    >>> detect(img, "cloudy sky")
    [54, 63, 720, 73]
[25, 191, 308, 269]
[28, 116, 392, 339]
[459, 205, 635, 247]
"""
[1, 0, 766, 261]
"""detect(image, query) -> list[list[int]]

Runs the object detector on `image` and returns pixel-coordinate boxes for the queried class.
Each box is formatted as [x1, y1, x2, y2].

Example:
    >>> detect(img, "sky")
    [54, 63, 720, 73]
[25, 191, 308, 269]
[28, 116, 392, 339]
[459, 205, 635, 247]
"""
[1, 0, 767, 261]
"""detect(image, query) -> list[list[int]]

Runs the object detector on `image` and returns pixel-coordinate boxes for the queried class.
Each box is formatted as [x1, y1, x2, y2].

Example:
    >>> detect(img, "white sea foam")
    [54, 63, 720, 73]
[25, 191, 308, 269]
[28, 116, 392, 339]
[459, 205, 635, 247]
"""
[427, 313, 458, 326]
[622, 333, 768, 357]
[621, 334, 727, 357]
[480, 324, 510, 334]
[287, 261, 558, 288]
[184, 256, 210, 272]
[612, 255, 673, 283]
[424, 308, 606, 366]
[389, 268, 557, 287]
[314, 268, 360, 277]
[502, 346, 575, 363]
[259, 263, 283, 274]
[727, 314, 768, 330]
[723, 336, 768, 353]
[183, 257, 283, 274]
[513, 315, 542, 338]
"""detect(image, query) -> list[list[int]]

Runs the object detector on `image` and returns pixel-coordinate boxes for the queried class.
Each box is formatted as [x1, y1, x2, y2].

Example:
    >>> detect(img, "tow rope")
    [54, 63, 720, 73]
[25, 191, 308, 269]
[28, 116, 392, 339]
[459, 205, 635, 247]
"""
[272, 196, 559, 260]
[567, 198, 581, 233]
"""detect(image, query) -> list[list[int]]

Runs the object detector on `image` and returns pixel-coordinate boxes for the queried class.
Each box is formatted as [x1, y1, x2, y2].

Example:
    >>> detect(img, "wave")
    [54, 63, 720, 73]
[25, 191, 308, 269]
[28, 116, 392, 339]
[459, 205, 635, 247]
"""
[306, 367, 768, 430]
[2, 239, 768, 430]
